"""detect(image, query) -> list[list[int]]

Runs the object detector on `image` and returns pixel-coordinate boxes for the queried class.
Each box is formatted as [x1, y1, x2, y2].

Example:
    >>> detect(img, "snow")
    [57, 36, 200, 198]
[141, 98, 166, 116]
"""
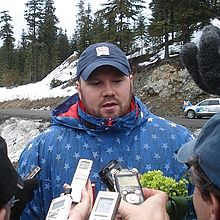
[0, 21, 219, 162]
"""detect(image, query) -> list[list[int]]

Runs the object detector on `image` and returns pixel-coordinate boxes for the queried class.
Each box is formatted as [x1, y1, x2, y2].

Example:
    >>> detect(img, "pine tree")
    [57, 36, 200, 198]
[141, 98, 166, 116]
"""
[0, 10, 17, 85]
[24, 0, 44, 82]
[74, 0, 93, 54]
[56, 28, 71, 63]
[38, 0, 59, 80]
[96, 0, 146, 52]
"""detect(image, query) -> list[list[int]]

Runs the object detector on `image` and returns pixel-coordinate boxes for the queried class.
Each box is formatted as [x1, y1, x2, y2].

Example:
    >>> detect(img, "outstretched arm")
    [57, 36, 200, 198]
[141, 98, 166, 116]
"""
[117, 188, 170, 220]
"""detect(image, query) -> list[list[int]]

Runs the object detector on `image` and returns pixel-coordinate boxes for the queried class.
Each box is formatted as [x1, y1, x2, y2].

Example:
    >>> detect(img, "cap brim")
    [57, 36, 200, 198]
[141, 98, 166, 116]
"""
[177, 138, 197, 163]
[81, 60, 129, 81]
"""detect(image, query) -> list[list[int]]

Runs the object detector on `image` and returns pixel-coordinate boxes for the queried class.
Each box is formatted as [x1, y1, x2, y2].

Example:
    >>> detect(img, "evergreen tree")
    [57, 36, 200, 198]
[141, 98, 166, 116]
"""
[38, 0, 59, 79]
[148, 0, 176, 59]
[74, 0, 93, 54]
[24, 0, 44, 82]
[0, 10, 17, 85]
[96, 0, 146, 52]
[56, 28, 71, 63]
[91, 13, 108, 43]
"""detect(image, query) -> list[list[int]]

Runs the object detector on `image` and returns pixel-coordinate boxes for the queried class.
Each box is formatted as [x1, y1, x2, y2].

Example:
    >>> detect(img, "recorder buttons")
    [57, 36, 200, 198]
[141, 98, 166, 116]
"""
[125, 193, 140, 204]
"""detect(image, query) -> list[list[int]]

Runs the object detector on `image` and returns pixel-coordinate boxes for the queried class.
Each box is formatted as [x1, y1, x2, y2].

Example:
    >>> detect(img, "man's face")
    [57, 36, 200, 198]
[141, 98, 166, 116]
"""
[77, 66, 133, 119]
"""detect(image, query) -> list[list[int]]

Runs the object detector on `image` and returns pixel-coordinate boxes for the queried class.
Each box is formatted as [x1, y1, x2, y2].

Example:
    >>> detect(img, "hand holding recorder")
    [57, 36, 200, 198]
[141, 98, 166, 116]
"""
[46, 159, 93, 220]
[10, 166, 40, 220]
[117, 188, 169, 220]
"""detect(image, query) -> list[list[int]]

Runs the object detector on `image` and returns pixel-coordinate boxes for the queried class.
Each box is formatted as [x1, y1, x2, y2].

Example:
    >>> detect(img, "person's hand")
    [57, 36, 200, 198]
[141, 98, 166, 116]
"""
[67, 180, 93, 220]
[117, 188, 170, 220]
[180, 25, 220, 95]
[10, 177, 39, 220]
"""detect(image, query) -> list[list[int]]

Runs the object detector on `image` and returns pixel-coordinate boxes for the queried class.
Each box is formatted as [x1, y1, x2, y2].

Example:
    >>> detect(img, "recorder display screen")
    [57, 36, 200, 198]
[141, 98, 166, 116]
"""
[117, 175, 138, 187]
[95, 198, 113, 213]
[79, 161, 90, 169]
[52, 200, 65, 210]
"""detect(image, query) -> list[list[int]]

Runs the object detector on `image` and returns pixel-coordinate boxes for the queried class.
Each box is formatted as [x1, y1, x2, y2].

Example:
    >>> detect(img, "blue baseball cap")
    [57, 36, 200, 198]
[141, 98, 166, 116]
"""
[177, 113, 220, 188]
[76, 42, 131, 81]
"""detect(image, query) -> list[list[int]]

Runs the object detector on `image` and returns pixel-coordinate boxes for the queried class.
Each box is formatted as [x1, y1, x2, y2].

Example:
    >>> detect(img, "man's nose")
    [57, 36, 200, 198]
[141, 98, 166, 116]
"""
[102, 82, 115, 96]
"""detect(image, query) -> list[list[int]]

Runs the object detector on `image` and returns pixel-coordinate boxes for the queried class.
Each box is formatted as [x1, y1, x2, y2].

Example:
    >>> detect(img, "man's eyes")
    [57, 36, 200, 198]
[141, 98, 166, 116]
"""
[89, 81, 100, 86]
[88, 80, 123, 85]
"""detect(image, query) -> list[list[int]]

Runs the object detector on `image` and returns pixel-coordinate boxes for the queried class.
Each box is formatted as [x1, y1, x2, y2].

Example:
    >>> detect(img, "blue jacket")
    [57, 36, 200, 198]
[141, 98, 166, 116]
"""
[18, 94, 194, 219]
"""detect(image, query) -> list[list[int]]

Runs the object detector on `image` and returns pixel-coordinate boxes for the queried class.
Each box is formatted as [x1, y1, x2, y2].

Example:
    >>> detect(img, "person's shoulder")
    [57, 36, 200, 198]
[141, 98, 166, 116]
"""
[150, 114, 192, 132]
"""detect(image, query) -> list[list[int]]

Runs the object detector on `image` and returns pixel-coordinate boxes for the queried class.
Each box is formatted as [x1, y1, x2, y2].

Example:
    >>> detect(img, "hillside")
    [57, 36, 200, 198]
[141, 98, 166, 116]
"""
[0, 55, 215, 118]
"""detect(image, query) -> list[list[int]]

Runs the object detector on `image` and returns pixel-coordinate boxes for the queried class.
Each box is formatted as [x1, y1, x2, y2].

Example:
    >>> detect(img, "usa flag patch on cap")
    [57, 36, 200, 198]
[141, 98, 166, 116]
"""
[96, 46, 110, 56]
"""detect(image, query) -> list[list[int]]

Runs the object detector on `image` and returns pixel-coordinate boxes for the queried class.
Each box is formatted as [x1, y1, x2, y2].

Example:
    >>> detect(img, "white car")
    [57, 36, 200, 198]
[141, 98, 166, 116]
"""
[184, 98, 220, 119]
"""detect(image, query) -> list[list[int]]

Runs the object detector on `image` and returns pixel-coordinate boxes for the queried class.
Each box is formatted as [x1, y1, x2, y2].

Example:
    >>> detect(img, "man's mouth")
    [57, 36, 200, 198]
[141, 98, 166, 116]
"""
[102, 101, 117, 108]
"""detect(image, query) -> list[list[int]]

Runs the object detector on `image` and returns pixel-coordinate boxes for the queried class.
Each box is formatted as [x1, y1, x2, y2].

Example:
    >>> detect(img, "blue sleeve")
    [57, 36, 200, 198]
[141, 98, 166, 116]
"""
[17, 131, 53, 220]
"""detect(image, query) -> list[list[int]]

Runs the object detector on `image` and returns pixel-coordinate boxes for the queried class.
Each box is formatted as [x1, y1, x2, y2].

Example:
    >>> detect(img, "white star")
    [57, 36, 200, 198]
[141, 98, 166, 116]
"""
[21, 160, 27, 167]
[169, 122, 177, 127]
[55, 175, 61, 182]
[143, 144, 150, 150]
[48, 145, 53, 152]
[92, 172, 99, 179]
[116, 137, 120, 144]
[152, 134, 158, 140]
[28, 143, 33, 150]
[83, 143, 89, 149]
[141, 127, 146, 132]
[136, 155, 141, 161]
[97, 138, 103, 142]
[126, 146, 131, 152]
[33, 205, 38, 212]
[57, 134, 63, 141]
[134, 135, 138, 142]
[106, 147, 113, 154]
[170, 134, 176, 140]
[117, 157, 124, 163]
[64, 163, 70, 170]
[45, 182, 51, 190]
[165, 163, 170, 170]
[92, 152, 99, 158]
[148, 118, 153, 122]
[41, 158, 46, 164]
[40, 139, 46, 144]
[172, 153, 178, 160]
[73, 152, 80, 159]
[55, 154, 61, 161]
[65, 144, 71, 150]
[154, 153, 160, 160]
[44, 128, 51, 133]
[145, 164, 152, 170]
[76, 134, 81, 140]
[30, 164, 36, 170]
[162, 143, 168, 150]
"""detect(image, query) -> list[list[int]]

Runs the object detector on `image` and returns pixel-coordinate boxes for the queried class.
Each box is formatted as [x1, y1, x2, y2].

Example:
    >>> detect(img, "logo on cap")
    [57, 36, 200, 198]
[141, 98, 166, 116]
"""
[96, 46, 110, 57]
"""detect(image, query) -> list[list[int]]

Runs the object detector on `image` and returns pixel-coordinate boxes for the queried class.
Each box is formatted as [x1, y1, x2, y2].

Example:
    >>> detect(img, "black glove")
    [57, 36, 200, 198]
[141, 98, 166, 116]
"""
[180, 25, 220, 95]
[10, 177, 39, 220]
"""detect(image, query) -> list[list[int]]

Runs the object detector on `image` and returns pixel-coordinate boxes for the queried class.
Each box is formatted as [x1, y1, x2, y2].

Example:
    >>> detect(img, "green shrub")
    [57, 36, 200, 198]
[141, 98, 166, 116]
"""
[140, 170, 189, 197]
[50, 78, 63, 88]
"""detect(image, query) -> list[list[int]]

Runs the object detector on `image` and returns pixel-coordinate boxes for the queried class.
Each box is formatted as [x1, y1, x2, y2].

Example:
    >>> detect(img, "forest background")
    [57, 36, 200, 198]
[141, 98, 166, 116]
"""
[0, 0, 220, 87]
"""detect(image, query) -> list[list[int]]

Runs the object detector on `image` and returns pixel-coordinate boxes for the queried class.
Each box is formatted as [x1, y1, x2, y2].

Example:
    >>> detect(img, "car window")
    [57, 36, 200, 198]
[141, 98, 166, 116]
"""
[208, 100, 220, 105]
[198, 100, 209, 106]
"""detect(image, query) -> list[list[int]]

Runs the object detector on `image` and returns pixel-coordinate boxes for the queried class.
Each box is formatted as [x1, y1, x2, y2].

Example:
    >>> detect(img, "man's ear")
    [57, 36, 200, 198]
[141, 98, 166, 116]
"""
[0, 207, 7, 219]
[209, 193, 220, 220]
[76, 81, 82, 100]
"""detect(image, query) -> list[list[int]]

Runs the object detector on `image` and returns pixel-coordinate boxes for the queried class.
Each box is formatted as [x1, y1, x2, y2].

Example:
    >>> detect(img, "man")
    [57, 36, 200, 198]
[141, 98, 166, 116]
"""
[118, 112, 220, 220]
[17, 42, 194, 219]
